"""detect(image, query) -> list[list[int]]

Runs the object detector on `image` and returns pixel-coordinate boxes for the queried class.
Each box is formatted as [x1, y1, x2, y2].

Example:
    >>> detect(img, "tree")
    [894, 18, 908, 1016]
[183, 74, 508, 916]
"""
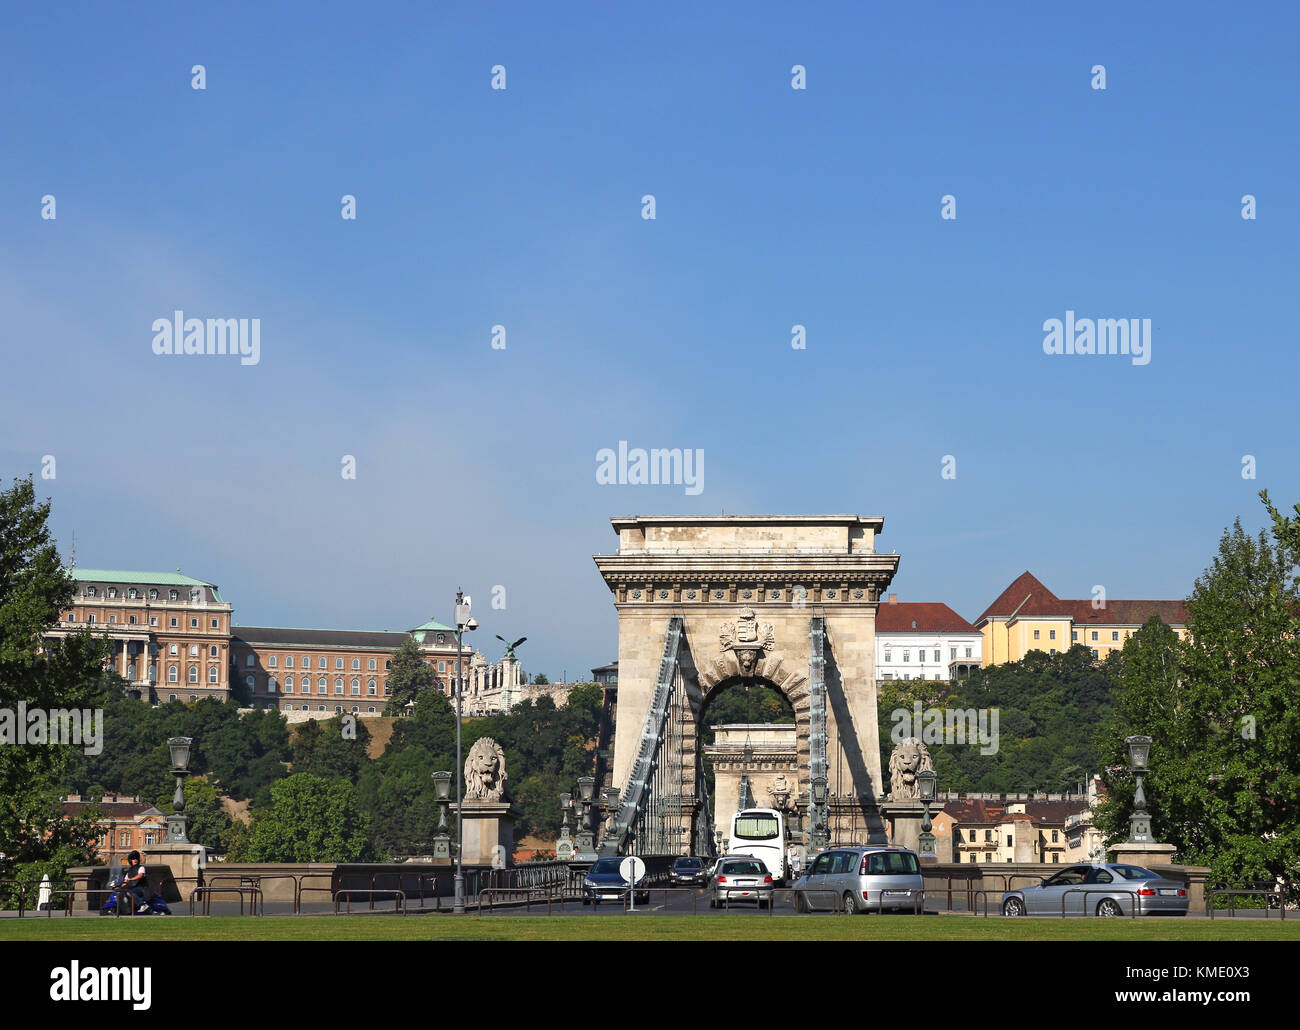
[533, 673, 549, 685]
[0, 478, 108, 902]
[1097, 495, 1300, 885]
[155, 775, 231, 850]
[383, 637, 436, 715]
[246, 774, 371, 862]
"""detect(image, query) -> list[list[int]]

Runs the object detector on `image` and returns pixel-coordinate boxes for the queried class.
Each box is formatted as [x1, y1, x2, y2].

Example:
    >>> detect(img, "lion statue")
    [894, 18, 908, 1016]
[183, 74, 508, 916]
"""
[464, 737, 508, 801]
[888, 737, 933, 800]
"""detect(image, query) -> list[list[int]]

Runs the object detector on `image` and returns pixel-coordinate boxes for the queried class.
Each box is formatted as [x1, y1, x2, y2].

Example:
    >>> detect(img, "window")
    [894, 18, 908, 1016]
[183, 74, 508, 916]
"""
[149, 589, 158, 600]
[66, 612, 76, 622]
[208, 666, 218, 683]
[1112, 631, 1120, 641]
[107, 587, 118, 599]
[120, 832, 130, 847]
[209, 645, 218, 658]
[128, 588, 138, 599]
[246, 675, 255, 690]
[1052, 854, 1060, 863]
[285, 677, 294, 693]
[984, 830, 993, 842]
[902, 651, 909, 663]
[319, 657, 327, 669]
[108, 614, 118, 623]
[127, 663, 136, 680]
[367, 680, 376, 696]
[188, 666, 198, 683]
[334, 678, 344, 694]
[169, 617, 178, 628]
[1049, 629, 1056, 640]
[189, 695, 197, 702]
[437, 634, 445, 645]
[1092, 648, 1099, 658]
[245, 654, 254, 666]
[190, 618, 198, 628]
[438, 660, 446, 673]
[269, 655, 278, 668]
[970, 853, 978, 863]
[368, 658, 376, 671]
[268, 677, 277, 694]
[950, 648, 956, 660]
[1006, 835, 1012, 847]
[351, 706, 359, 713]
[1050, 648, 1056, 654]
[148, 666, 156, 683]
[210, 618, 218, 628]
[1033, 629, 1040, 640]
[150, 616, 158, 626]
[189, 644, 199, 657]
[168, 694, 176, 702]
[318, 677, 327, 695]
[86, 586, 98, 597]
[352, 658, 360, 670]
[965, 647, 971, 658]
[933, 649, 940, 662]
[1091, 631, 1098, 641]
[87, 614, 96, 624]
[367, 707, 375, 713]
[385, 660, 391, 671]
[285, 656, 294, 668]
[1072, 630, 1078, 641]
[351, 679, 360, 695]
[129, 615, 137, 625]
[335, 658, 344, 670]
[169, 590, 178, 601]
[385, 684, 391, 695]
[1052, 830, 1059, 842]
[168, 666, 178, 683]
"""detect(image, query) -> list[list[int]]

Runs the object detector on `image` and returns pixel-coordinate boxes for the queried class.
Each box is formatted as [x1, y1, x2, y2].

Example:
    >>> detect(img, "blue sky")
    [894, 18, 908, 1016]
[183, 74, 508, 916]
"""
[2, 1, 1296, 679]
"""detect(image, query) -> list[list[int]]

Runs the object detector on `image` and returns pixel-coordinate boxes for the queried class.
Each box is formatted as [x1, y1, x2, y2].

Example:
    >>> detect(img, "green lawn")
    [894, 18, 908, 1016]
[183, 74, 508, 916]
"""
[3, 914, 1298, 942]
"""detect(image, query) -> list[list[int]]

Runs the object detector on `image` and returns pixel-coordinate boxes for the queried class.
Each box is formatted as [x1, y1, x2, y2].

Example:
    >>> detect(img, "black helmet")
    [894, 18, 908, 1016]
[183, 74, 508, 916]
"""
[127, 850, 141, 864]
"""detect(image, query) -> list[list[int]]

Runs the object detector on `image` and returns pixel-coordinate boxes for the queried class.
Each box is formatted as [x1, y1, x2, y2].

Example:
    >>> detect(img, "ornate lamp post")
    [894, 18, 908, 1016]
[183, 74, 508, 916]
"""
[431, 771, 452, 860]
[810, 775, 829, 855]
[452, 590, 478, 914]
[916, 768, 938, 860]
[1125, 735, 1155, 843]
[556, 792, 575, 861]
[574, 776, 597, 860]
[165, 737, 193, 843]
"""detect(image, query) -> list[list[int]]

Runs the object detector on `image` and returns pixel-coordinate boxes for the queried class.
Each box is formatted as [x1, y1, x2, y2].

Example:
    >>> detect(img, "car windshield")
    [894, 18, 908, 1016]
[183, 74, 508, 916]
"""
[590, 859, 623, 875]
[1112, 865, 1156, 881]
[721, 860, 765, 875]
[673, 859, 702, 870]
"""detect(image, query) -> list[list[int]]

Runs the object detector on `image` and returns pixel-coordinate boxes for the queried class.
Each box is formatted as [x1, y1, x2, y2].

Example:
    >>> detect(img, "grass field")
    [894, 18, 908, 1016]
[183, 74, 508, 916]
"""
[3, 914, 1298, 942]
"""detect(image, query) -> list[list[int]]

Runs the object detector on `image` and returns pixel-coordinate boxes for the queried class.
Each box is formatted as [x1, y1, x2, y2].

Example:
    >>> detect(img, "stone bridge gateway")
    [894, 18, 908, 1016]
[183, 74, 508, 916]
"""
[592, 515, 900, 858]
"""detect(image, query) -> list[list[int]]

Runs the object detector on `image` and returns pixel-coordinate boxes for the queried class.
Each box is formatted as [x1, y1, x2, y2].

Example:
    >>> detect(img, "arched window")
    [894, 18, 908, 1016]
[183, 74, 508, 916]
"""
[318, 677, 327, 694]
[149, 589, 159, 600]
[246, 674, 255, 691]
[127, 663, 136, 680]
[268, 677, 278, 694]
[86, 586, 98, 597]
[334, 678, 344, 694]
[208, 667, 218, 684]
[188, 666, 198, 683]
[350, 678, 360, 695]
[168, 666, 178, 683]
[367, 679, 376, 696]
[169, 589, 178, 601]
[352, 658, 360, 670]
[107, 587, 118, 599]
[284, 677, 294, 693]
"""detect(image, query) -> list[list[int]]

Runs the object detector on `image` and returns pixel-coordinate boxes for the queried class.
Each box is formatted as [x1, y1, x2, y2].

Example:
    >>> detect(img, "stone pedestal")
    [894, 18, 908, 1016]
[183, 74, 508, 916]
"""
[880, 799, 944, 858]
[1109, 842, 1178, 867]
[453, 800, 522, 868]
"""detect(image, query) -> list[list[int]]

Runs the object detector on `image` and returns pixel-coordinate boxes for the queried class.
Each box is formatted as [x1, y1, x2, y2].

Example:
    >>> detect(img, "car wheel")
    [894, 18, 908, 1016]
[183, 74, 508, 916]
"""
[842, 891, 859, 915]
[1003, 897, 1025, 917]
[1097, 898, 1123, 918]
[793, 892, 808, 914]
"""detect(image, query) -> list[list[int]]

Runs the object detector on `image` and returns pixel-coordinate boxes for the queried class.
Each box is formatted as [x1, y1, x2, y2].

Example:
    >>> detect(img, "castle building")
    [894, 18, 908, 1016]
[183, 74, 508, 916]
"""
[874, 597, 983, 683]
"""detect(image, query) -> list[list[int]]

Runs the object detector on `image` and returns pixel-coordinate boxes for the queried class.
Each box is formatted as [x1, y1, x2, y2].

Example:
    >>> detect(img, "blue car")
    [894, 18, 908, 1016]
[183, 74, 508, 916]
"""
[581, 858, 650, 905]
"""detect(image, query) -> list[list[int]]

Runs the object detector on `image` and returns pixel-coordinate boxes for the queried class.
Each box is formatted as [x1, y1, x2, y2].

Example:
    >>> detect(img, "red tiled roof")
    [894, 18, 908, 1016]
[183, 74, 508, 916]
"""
[62, 800, 160, 819]
[876, 602, 978, 634]
[975, 572, 1068, 624]
[942, 798, 1088, 825]
[1066, 599, 1188, 627]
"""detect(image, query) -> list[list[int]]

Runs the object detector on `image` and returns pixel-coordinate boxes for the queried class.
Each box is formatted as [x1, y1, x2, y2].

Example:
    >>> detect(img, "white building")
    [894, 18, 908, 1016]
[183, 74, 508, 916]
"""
[875, 597, 982, 682]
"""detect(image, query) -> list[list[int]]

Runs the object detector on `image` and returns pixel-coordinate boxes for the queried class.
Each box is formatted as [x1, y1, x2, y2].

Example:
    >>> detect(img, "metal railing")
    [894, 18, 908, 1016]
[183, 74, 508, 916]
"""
[0, 880, 31, 918]
[1207, 888, 1288, 919]
[334, 889, 405, 915]
[190, 885, 264, 916]
[1061, 888, 1139, 918]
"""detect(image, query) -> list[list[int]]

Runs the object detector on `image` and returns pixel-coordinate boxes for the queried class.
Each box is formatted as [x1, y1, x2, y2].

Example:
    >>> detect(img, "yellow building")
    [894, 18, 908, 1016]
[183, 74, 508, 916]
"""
[975, 572, 1187, 667]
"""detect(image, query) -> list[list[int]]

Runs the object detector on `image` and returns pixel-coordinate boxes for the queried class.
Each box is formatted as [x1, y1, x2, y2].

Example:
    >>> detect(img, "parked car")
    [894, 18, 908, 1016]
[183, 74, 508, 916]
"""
[1001, 863, 1188, 917]
[669, 856, 708, 887]
[581, 857, 650, 905]
[791, 846, 925, 914]
[709, 857, 776, 908]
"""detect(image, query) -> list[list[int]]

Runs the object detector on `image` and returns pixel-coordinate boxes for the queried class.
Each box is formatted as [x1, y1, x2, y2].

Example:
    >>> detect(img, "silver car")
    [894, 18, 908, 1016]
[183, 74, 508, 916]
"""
[709, 857, 776, 908]
[792, 846, 925, 914]
[1001, 863, 1188, 917]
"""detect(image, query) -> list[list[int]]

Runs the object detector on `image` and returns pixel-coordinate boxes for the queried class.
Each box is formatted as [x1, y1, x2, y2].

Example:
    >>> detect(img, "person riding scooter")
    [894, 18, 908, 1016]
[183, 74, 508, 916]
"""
[122, 851, 149, 914]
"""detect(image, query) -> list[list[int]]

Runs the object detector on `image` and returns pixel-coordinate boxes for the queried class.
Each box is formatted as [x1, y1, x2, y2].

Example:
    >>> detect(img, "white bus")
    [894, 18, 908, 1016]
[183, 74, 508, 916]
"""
[729, 808, 787, 882]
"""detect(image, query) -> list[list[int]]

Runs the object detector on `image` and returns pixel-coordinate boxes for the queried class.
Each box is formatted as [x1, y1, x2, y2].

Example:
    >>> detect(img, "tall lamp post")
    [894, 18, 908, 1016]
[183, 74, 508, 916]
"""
[1124, 735, 1155, 843]
[916, 768, 938, 860]
[431, 770, 452, 860]
[165, 737, 193, 843]
[810, 775, 829, 856]
[452, 589, 478, 914]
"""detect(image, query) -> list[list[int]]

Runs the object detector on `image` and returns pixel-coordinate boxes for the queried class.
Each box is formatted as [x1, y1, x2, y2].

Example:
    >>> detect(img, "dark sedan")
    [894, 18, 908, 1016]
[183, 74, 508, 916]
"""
[669, 857, 708, 887]
[581, 857, 650, 905]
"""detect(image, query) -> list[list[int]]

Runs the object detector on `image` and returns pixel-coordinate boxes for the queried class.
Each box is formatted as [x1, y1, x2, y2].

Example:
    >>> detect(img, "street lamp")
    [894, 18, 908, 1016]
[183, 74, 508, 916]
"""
[452, 590, 478, 914]
[165, 737, 193, 843]
[916, 768, 938, 860]
[432, 771, 451, 860]
[810, 775, 829, 855]
[1124, 735, 1155, 843]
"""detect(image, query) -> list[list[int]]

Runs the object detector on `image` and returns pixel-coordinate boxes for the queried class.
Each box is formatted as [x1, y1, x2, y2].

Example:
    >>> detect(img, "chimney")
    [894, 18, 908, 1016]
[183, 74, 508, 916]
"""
[888, 594, 898, 604]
